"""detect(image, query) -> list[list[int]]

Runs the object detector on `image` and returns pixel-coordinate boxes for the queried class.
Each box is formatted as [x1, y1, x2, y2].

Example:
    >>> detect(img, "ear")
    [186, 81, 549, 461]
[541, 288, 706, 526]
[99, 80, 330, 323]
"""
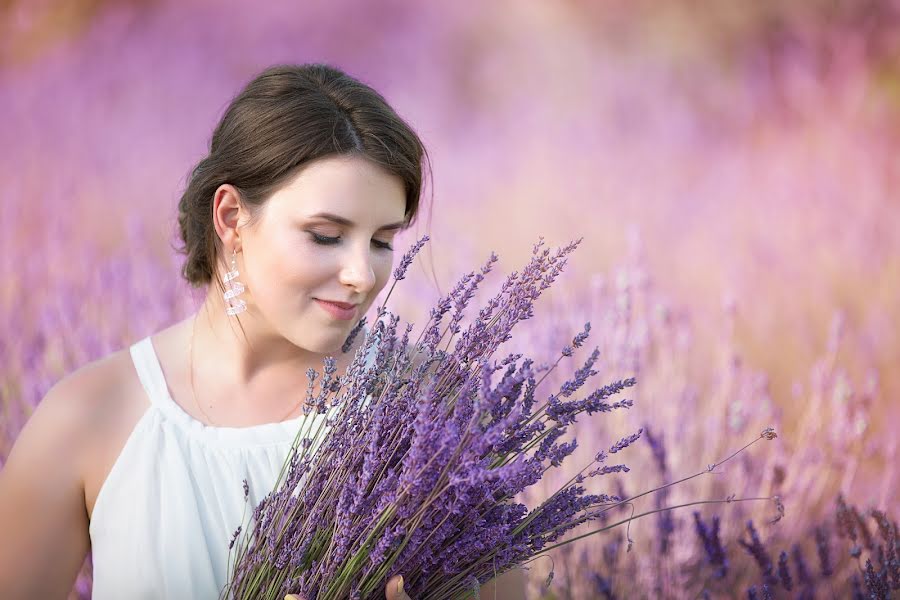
[212, 183, 247, 252]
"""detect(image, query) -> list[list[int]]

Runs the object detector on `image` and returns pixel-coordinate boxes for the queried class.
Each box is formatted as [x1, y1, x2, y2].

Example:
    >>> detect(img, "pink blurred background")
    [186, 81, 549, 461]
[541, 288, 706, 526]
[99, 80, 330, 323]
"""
[2, 0, 898, 597]
[4, 0, 898, 439]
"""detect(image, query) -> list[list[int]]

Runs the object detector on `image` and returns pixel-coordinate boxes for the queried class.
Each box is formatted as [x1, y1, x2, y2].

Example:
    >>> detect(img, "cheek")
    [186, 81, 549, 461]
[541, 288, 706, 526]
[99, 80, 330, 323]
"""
[284, 248, 336, 288]
[246, 235, 323, 296]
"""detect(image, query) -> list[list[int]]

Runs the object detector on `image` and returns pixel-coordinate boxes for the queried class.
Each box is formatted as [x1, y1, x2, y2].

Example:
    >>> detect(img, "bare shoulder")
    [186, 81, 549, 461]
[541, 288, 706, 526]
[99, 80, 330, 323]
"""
[42, 346, 142, 441]
[18, 348, 133, 451]
[0, 346, 137, 597]
[15, 345, 148, 506]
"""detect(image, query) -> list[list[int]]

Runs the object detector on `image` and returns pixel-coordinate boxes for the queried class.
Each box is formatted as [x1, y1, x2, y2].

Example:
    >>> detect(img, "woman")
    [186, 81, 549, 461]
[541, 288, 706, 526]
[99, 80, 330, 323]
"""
[0, 64, 524, 599]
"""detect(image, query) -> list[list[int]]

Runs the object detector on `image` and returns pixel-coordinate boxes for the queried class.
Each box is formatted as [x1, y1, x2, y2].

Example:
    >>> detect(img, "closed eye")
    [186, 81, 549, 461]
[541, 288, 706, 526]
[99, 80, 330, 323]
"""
[309, 232, 393, 251]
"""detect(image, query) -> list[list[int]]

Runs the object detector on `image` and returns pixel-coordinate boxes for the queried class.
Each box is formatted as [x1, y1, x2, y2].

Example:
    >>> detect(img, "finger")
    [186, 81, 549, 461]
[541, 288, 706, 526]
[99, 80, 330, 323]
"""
[385, 574, 412, 600]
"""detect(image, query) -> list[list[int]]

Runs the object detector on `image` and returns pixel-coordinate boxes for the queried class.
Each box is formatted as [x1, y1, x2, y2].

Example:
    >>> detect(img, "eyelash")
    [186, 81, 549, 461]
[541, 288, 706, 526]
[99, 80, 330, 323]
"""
[309, 232, 394, 251]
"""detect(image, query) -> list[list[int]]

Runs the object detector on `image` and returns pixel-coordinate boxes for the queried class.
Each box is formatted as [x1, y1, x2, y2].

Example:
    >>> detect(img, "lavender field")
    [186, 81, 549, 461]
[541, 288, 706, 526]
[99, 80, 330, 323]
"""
[1, 0, 898, 598]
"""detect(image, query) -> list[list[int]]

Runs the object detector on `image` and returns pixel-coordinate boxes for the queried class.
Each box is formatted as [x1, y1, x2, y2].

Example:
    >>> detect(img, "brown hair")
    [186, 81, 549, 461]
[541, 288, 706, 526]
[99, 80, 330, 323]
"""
[175, 63, 433, 293]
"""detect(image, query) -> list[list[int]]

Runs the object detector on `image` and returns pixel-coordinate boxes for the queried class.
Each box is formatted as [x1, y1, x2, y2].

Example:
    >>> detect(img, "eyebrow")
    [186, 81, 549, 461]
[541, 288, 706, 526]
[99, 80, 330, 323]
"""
[305, 212, 406, 232]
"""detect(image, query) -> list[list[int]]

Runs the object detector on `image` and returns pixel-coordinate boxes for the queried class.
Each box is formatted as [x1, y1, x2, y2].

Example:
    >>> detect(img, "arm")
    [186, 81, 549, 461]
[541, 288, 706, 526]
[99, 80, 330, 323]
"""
[0, 375, 92, 598]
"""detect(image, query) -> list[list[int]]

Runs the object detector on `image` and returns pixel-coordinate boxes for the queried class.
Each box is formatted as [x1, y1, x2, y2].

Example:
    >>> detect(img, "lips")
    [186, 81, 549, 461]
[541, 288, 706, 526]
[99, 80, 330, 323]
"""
[315, 299, 358, 309]
[314, 298, 359, 321]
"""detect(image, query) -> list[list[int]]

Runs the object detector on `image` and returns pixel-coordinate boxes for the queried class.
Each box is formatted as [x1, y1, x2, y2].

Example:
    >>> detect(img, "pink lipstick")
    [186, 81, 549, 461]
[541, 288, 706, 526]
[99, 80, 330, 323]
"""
[314, 299, 358, 320]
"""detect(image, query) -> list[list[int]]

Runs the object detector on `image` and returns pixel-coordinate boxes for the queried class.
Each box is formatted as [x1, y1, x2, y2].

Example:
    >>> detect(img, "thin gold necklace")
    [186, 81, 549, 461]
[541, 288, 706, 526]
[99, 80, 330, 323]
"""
[189, 314, 303, 427]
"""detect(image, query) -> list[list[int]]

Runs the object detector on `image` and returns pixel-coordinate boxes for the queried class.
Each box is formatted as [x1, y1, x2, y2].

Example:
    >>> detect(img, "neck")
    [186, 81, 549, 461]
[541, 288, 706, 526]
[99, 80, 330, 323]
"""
[191, 284, 365, 408]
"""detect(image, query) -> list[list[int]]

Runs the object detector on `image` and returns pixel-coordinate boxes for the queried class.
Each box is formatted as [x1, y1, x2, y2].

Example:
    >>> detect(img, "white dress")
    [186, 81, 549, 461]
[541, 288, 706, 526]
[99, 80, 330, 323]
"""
[88, 333, 374, 599]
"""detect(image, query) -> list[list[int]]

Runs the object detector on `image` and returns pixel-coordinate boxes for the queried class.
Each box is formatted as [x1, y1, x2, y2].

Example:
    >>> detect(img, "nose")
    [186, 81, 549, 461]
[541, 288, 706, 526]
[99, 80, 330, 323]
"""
[338, 241, 377, 295]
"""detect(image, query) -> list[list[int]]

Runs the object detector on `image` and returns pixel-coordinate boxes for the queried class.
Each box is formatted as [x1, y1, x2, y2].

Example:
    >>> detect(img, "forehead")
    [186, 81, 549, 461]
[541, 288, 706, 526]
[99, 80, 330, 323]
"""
[265, 155, 406, 221]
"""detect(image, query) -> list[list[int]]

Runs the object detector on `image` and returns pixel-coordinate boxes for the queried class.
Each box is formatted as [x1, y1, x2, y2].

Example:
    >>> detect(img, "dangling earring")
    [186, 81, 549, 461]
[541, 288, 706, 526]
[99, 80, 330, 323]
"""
[224, 248, 247, 316]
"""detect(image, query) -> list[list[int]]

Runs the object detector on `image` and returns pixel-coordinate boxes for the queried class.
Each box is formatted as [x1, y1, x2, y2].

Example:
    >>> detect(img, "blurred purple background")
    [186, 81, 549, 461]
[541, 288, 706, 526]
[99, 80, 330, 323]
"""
[2, 1, 898, 597]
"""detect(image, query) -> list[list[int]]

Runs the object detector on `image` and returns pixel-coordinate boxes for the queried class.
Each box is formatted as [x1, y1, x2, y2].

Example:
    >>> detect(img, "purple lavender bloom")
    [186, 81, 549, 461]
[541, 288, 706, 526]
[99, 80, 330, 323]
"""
[549, 439, 578, 468]
[643, 425, 667, 477]
[791, 543, 813, 587]
[222, 237, 657, 600]
[870, 509, 900, 590]
[588, 464, 630, 477]
[558, 348, 600, 397]
[815, 525, 833, 577]
[391, 235, 429, 282]
[644, 425, 672, 555]
[870, 509, 894, 542]
[560, 323, 590, 357]
[572, 322, 591, 348]
[777, 550, 792, 590]
[865, 558, 890, 600]
[341, 316, 368, 353]
[852, 505, 875, 550]
[836, 494, 859, 548]
[889, 544, 900, 592]
[545, 377, 636, 426]
[693, 512, 728, 579]
[590, 572, 617, 600]
[229, 525, 243, 550]
[582, 381, 636, 415]
[602, 534, 623, 568]
[609, 428, 643, 454]
[739, 520, 777, 586]
[652, 508, 675, 557]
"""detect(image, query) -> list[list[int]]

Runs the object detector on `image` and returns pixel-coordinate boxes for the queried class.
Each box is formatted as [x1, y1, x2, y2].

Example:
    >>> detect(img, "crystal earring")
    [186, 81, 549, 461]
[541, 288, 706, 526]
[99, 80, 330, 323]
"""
[224, 248, 247, 316]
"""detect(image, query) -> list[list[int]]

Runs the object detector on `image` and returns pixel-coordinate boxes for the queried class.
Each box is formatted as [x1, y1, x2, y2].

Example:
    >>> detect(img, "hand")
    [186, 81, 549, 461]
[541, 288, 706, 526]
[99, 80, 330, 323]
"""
[284, 573, 412, 600]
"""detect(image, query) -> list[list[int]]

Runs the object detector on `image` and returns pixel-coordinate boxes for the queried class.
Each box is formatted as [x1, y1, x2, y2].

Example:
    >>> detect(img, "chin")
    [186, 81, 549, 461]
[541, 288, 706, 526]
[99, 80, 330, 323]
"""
[290, 329, 346, 356]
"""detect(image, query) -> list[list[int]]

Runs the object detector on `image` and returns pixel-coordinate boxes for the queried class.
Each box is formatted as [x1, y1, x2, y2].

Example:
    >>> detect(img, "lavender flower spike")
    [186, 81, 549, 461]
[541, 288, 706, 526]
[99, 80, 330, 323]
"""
[220, 236, 783, 600]
[392, 235, 430, 282]
[778, 551, 793, 591]
[609, 429, 643, 454]
[562, 323, 592, 357]
[739, 520, 776, 586]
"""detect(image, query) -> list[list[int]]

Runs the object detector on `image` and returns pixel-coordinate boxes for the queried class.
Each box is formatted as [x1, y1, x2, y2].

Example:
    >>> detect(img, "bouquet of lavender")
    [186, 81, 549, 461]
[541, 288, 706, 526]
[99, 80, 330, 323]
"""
[219, 236, 683, 600]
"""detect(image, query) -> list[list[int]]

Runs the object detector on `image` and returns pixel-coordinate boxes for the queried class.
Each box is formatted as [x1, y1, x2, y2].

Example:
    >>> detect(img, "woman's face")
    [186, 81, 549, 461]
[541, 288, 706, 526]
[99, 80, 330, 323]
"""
[236, 155, 407, 353]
